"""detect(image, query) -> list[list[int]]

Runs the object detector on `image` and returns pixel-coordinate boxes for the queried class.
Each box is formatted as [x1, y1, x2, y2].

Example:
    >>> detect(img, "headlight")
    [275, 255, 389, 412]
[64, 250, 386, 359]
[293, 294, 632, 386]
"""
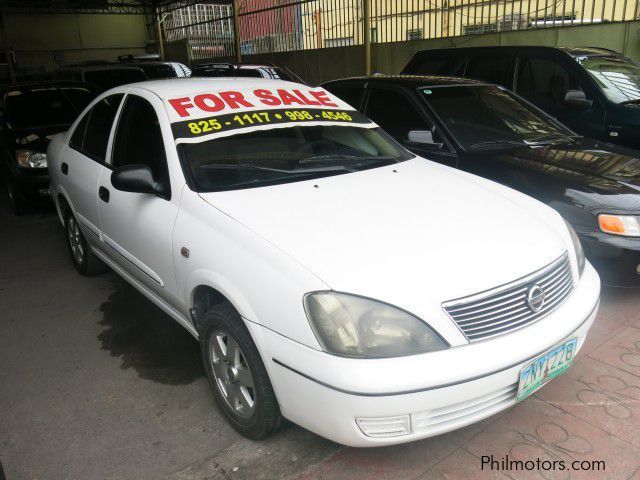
[564, 219, 586, 277]
[303, 291, 447, 358]
[16, 150, 47, 169]
[598, 214, 640, 237]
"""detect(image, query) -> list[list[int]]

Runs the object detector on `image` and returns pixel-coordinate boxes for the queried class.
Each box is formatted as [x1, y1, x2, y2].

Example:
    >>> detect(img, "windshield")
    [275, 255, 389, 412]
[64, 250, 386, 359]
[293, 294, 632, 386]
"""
[4, 87, 94, 130]
[180, 125, 412, 192]
[576, 55, 640, 104]
[420, 85, 575, 150]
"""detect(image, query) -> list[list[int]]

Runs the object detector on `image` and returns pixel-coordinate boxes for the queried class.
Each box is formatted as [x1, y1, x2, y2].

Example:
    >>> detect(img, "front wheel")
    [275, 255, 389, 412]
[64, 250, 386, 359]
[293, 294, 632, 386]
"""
[200, 304, 283, 439]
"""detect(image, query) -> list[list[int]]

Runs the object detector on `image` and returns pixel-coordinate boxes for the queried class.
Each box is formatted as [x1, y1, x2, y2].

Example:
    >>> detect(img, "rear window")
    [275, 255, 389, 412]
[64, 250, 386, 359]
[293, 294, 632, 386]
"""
[138, 64, 178, 79]
[4, 87, 94, 130]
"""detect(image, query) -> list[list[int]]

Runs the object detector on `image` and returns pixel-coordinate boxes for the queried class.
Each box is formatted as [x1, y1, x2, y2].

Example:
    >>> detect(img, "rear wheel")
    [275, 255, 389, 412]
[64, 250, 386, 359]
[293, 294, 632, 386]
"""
[64, 210, 106, 276]
[200, 303, 283, 439]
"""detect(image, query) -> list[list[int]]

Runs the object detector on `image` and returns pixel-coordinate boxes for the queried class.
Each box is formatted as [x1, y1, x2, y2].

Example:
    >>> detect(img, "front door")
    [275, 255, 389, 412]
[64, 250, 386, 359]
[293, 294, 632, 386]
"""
[97, 92, 180, 303]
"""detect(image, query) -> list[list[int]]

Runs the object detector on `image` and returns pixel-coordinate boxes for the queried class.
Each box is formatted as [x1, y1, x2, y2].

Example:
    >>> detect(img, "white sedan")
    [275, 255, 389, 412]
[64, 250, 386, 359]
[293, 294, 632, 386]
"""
[47, 78, 600, 447]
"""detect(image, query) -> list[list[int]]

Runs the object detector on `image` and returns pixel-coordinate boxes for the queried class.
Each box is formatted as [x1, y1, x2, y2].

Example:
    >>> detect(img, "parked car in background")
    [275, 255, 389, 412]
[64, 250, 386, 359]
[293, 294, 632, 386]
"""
[54, 61, 189, 93]
[323, 75, 640, 283]
[401, 46, 640, 151]
[0, 81, 95, 214]
[117, 54, 191, 78]
[191, 62, 304, 83]
[48, 78, 599, 446]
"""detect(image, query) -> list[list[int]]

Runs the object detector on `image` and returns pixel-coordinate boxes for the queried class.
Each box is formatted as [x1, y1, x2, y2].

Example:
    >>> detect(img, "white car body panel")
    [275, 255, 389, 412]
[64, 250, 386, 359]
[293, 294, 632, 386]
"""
[47, 78, 601, 447]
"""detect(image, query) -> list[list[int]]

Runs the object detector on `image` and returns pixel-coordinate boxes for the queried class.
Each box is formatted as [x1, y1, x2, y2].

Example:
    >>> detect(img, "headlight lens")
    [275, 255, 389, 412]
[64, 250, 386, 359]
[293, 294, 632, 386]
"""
[303, 291, 447, 358]
[598, 214, 640, 237]
[564, 219, 586, 277]
[16, 150, 47, 169]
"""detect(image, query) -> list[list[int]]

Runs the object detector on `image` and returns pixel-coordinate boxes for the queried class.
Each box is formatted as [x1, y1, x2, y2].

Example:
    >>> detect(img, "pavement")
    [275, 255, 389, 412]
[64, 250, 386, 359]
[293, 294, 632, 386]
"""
[0, 195, 639, 480]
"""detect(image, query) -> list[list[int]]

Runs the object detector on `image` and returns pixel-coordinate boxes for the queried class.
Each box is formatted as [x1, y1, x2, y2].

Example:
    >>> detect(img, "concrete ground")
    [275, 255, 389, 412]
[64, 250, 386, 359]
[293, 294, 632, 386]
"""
[1, 195, 639, 480]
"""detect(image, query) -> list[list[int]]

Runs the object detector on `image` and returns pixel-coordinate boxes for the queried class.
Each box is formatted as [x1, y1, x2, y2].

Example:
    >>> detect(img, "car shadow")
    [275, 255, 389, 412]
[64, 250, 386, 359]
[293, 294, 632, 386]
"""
[98, 276, 203, 385]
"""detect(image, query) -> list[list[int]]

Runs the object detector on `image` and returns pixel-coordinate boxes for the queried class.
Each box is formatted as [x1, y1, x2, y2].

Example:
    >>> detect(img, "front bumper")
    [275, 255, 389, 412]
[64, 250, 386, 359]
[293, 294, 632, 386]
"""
[10, 169, 51, 204]
[247, 262, 601, 447]
[582, 231, 640, 283]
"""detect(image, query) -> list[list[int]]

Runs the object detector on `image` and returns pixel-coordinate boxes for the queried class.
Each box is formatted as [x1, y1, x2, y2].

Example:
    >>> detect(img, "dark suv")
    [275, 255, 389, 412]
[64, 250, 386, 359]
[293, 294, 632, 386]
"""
[401, 46, 640, 150]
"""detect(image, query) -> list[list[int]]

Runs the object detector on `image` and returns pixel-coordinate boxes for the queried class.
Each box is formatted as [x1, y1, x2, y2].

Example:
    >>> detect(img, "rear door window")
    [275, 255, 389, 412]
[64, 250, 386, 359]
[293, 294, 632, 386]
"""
[405, 55, 467, 77]
[465, 55, 513, 86]
[70, 94, 123, 163]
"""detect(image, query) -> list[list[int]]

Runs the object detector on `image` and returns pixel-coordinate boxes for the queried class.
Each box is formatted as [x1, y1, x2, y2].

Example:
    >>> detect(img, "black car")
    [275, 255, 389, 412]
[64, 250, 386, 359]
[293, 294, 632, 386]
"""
[54, 61, 189, 93]
[191, 62, 305, 83]
[401, 46, 640, 151]
[323, 75, 640, 283]
[0, 81, 95, 214]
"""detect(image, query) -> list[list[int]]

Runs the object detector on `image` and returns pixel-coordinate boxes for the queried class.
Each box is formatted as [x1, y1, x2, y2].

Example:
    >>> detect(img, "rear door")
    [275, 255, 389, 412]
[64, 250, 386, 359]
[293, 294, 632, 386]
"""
[63, 94, 123, 241]
[97, 90, 180, 303]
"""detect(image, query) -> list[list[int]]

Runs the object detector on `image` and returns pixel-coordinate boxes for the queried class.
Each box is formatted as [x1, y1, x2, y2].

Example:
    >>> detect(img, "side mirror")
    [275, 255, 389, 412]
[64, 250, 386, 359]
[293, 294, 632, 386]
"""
[111, 164, 162, 196]
[564, 90, 593, 109]
[406, 130, 443, 150]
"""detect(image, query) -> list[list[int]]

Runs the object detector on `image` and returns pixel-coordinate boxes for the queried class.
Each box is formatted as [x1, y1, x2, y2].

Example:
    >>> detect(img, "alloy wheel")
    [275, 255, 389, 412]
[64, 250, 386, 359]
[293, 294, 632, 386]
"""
[67, 216, 84, 264]
[209, 329, 256, 418]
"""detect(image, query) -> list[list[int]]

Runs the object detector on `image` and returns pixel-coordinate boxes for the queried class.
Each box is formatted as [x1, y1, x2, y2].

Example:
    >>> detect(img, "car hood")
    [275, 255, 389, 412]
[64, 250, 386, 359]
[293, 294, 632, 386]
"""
[10, 126, 69, 153]
[497, 140, 640, 193]
[199, 158, 567, 320]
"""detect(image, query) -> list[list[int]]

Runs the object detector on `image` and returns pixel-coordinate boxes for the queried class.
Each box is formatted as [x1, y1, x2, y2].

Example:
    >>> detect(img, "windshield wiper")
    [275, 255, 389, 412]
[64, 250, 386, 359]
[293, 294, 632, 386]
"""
[526, 133, 582, 145]
[297, 154, 397, 166]
[468, 140, 527, 151]
[198, 163, 356, 174]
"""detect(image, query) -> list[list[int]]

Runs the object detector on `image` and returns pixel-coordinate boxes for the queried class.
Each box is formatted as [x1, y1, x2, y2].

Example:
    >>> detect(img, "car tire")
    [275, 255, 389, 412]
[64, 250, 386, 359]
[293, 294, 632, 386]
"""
[6, 179, 30, 215]
[200, 303, 283, 439]
[64, 210, 106, 276]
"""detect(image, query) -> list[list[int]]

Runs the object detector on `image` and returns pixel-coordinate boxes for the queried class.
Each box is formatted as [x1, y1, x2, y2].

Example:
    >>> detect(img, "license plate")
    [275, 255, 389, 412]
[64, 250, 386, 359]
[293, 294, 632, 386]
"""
[516, 337, 578, 402]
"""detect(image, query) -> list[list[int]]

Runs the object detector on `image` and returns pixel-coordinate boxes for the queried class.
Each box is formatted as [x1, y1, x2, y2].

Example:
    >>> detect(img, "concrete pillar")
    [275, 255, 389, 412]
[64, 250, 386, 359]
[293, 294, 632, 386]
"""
[363, 0, 371, 75]
[233, 0, 242, 63]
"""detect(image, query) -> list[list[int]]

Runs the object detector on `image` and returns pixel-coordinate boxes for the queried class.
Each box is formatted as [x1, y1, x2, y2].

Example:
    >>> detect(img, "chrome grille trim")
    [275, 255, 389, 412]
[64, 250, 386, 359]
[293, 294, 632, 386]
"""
[443, 253, 574, 342]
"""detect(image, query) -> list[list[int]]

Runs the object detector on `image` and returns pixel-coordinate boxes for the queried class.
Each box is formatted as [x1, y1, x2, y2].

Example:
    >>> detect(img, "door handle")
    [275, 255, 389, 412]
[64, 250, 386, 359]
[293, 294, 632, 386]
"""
[61, 162, 68, 175]
[99, 186, 110, 203]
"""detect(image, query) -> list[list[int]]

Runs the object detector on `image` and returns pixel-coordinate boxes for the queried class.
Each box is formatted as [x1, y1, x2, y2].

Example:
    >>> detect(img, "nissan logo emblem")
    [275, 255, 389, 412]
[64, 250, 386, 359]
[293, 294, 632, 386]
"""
[527, 285, 546, 313]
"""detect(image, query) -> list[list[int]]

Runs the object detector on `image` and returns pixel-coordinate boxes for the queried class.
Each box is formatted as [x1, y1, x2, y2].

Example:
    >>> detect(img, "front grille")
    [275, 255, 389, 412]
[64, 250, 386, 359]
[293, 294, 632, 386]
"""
[443, 253, 573, 342]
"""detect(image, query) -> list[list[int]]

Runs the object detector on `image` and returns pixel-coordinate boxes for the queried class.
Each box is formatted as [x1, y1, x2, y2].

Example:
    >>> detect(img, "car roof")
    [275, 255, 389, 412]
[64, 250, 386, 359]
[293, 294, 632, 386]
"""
[324, 74, 486, 88]
[128, 77, 306, 99]
[0, 80, 94, 93]
[557, 46, 623, 57]
[407, 45, 622, 57]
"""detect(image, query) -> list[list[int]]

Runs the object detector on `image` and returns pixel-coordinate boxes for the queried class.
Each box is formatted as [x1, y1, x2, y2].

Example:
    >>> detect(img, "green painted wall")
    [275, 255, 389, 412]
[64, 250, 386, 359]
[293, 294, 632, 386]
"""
[5, 13, 147, 50]
[208, 20, 640, 85]
[2, 13, 149, 73]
